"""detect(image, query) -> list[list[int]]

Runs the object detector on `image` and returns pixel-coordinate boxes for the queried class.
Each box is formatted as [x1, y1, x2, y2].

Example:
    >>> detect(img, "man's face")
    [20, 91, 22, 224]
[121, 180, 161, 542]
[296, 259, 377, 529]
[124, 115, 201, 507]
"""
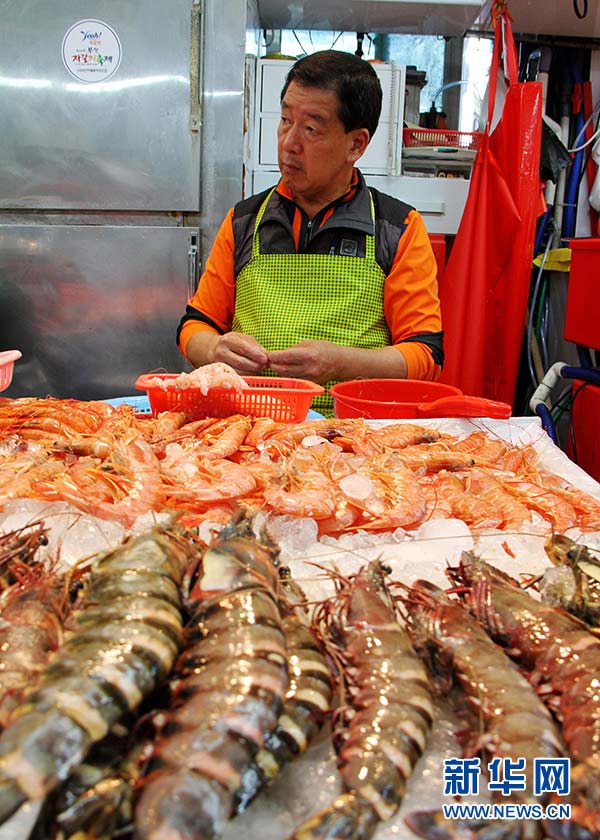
[277, 81, 369, 212]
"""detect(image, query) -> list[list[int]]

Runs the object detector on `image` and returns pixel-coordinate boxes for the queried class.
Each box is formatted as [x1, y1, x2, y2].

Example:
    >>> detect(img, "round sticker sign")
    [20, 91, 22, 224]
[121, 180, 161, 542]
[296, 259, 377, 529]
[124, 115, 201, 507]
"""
[62, 19, 122, 83]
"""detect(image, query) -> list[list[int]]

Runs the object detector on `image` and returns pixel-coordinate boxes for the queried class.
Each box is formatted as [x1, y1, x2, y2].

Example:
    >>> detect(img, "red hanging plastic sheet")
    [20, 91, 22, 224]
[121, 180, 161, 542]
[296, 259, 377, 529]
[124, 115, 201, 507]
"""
[438, 14, 543, 405]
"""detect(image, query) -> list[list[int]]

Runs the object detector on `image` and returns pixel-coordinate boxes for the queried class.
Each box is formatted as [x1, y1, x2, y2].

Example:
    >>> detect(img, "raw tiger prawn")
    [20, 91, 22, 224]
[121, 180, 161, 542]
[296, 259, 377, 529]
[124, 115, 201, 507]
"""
[289, 561, 435, 840]
[235, 565, 334, 811]
[32, 716, 143, 839]
[134, 510, 289, 840]
[0, 523, 196, 826]
[402, 580, 565, 840]
[449, 552, 600, 838]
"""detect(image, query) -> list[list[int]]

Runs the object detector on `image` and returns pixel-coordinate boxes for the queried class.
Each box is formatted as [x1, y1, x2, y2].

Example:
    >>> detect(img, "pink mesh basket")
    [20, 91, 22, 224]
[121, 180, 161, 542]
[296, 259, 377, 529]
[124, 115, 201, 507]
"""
[0, 351, 21, 392]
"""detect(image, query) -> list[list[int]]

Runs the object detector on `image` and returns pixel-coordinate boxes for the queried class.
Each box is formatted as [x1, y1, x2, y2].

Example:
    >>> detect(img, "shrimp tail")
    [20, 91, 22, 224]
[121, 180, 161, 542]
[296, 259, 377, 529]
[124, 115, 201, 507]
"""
[289, 792, 379, 840]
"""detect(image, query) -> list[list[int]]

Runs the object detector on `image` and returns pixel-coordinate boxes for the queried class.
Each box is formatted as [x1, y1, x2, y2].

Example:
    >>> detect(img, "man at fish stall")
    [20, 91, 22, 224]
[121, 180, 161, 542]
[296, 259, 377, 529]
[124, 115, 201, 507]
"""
[177, 49, 443, 415]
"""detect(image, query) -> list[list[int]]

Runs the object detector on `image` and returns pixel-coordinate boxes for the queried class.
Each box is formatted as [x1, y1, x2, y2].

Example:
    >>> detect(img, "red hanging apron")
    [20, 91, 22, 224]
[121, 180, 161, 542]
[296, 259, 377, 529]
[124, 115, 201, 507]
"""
[438, 12, 543, 406]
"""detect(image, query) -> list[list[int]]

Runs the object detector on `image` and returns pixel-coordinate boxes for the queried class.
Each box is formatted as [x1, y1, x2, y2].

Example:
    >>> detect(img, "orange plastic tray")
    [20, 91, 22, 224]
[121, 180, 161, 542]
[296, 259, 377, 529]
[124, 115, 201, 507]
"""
[403, 128, 482, 150]
[135, 374, 324, 422]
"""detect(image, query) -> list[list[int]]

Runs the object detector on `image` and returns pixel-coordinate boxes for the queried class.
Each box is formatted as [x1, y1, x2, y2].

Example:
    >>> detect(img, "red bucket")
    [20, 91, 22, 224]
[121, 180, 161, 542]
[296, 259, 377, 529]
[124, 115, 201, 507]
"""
[329, 379, 511, 420]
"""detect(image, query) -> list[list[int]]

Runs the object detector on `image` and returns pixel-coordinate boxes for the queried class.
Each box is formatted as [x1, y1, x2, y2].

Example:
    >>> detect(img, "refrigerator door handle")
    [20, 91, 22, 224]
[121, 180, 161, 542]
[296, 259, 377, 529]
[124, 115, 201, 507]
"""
[189, 0, 202, 132]
[188, 233, 199, 298]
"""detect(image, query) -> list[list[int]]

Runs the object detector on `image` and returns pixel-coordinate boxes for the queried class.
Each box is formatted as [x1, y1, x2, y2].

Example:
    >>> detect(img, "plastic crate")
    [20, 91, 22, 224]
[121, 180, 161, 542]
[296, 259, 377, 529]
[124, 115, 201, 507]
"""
[135, 374, 324, 422]
[403, 128, 482, 150]
[0, 350, 22, 392]
[565, 238, 600, 350]
[566, 380, 600, 482]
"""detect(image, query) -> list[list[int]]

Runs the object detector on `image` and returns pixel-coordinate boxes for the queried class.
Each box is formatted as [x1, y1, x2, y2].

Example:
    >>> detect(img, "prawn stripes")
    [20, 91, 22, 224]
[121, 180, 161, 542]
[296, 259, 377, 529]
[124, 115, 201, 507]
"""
[135, 512, 290, 840]
[0, 525, 195, 824]
[291, 562, 434, 839]
[403, 579, 566, 839]
[451, 552, 600, 837]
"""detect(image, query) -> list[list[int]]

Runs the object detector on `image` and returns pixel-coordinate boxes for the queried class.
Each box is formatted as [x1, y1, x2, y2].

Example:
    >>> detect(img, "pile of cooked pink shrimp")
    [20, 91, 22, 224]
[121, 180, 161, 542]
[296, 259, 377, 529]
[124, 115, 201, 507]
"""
[0, 387, 599, 537]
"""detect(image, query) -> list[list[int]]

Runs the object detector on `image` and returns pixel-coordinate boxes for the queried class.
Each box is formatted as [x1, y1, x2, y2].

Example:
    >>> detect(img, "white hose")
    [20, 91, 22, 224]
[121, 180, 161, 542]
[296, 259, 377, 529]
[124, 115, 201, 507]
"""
[529, 361, 569, 411]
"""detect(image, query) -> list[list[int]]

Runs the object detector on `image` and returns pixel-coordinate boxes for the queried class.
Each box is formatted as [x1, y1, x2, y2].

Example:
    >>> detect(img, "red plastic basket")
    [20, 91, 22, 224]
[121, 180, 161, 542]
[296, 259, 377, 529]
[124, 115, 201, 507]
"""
[135, 374, 324, 422]
[403, 128, 482, 150]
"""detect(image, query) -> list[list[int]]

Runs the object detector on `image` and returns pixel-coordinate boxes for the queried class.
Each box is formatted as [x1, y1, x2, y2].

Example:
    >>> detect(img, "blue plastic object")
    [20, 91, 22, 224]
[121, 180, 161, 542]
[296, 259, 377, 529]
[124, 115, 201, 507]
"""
[103, 395, 324, 420]
[103, 395, 152, 413]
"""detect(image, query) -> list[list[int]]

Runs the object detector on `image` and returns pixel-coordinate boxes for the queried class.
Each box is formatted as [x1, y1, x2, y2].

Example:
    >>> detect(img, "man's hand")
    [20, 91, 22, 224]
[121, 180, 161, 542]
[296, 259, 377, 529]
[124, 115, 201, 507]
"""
[212, 332, 269, 373]
[187, 333, 410, 383]
[186, 331, 268, 374]
[268, 340, 340, 384]
[269, 340, 409, 384]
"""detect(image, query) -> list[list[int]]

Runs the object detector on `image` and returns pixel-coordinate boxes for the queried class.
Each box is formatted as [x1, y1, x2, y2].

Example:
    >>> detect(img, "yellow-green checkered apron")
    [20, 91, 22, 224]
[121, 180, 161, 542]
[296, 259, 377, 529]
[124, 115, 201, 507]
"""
[233, 189, 390, 416]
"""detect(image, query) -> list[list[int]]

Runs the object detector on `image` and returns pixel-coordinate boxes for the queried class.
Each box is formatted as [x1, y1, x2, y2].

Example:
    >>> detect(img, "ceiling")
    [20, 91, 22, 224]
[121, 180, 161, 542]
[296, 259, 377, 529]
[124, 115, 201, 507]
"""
[257, 0, 600, 40]
[471, 0, 600, 40]
[256, 0, 485, 38]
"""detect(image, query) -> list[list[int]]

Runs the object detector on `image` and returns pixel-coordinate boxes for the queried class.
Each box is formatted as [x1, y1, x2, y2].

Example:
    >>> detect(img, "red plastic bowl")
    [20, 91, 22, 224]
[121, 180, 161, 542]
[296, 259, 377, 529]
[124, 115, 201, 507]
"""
[330, 379, 512, 420]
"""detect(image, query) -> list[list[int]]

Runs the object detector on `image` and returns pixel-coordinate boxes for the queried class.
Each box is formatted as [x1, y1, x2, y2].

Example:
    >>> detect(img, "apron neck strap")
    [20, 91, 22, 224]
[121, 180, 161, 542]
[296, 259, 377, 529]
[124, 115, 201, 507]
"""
[252, 187, 376, 257]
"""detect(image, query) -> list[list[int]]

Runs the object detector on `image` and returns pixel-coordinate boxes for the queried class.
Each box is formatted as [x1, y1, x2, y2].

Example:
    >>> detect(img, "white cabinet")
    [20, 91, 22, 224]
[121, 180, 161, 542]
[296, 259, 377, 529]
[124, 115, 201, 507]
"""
[245, 57, 470, 235]
[252, 58, 406, 177]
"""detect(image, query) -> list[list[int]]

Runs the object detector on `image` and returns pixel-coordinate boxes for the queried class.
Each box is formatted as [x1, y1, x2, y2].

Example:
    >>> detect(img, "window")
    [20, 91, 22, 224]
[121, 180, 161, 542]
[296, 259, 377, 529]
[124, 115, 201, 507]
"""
[275, 30, 491, 133]
[386, 34, 445, 113]
[460, 35, 492, 132]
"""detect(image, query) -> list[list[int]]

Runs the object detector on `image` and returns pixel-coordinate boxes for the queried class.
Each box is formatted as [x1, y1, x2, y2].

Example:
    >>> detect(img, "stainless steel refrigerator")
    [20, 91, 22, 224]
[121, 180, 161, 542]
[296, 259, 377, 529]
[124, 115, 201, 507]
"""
[0, 0, 250, 400]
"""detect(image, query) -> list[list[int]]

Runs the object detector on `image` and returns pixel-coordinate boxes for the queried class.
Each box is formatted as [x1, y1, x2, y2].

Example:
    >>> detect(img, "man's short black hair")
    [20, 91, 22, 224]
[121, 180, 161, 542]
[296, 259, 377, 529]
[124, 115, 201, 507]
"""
[281, 50, 382, 140]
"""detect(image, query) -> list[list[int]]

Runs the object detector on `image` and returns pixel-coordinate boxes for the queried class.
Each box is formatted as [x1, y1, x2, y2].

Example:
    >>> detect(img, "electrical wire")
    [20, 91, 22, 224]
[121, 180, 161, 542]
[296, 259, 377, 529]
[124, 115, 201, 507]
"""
[292, 31, 309, 56]
[568, 99, 600, 153]
[574, 108, 600, 199]
[262, 29, 276, 50]
[550, 384, 574, 422]
[569, 125, 600, 154]
[526, 219, 558, 390]
[535, 273, 550, 372]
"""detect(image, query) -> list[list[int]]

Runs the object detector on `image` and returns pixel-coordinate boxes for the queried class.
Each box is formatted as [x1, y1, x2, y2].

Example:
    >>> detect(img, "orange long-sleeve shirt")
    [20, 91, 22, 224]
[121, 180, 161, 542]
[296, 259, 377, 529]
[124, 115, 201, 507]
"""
[178, 174, 443, 380]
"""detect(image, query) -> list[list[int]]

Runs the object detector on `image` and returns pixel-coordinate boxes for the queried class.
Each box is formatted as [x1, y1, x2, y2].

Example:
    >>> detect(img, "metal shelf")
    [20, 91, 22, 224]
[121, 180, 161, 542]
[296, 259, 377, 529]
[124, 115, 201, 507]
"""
[256, 0, 484, 37]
